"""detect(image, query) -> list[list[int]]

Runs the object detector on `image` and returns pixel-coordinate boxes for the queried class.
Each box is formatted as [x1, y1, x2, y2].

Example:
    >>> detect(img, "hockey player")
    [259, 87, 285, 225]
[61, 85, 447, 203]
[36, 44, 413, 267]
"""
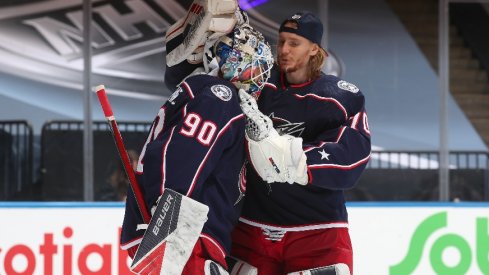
[230, 11, 371, 275]
[120, 4, 273, 274]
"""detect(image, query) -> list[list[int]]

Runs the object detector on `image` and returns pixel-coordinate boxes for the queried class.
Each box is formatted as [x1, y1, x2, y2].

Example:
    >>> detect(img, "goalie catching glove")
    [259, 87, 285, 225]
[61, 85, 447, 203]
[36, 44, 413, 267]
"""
[239, 90, 308, 185]
[166, 0, 243, 67]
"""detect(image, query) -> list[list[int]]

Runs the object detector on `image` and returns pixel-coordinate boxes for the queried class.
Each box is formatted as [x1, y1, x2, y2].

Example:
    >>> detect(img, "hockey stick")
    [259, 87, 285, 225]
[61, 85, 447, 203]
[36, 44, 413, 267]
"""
[96, 85, 151, 223]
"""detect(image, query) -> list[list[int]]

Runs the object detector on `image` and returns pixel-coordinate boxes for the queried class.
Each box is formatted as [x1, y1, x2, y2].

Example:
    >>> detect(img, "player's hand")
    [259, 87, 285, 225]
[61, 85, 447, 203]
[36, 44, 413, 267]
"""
[238, 89, 273, 141]
[246, 130, 308, 185]
[239, 89, 308, 185]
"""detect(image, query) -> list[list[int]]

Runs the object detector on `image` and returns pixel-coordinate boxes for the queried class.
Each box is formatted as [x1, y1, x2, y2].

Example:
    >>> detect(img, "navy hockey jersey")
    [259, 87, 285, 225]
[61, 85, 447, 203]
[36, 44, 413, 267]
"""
[240, 68, 371, 229]
[121, 74, 247, 256]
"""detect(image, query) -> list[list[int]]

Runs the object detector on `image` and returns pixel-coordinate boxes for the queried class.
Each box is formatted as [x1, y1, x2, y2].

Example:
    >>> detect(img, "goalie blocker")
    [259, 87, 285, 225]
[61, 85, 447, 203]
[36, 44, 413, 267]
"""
[130, 188, 209, 275]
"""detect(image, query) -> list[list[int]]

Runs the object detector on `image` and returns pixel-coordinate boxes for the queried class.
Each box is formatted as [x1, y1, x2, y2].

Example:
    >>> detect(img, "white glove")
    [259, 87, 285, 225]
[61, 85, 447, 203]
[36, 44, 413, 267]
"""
[238, 89, 273, 141]
[166, 0, 238, 67]
[247, 130, 308, 185]
[239, 90, 308, 185]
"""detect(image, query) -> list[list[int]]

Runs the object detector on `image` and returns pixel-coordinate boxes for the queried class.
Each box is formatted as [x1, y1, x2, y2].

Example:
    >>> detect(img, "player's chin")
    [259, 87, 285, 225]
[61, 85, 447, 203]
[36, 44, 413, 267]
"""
[281, 65, 296, 73]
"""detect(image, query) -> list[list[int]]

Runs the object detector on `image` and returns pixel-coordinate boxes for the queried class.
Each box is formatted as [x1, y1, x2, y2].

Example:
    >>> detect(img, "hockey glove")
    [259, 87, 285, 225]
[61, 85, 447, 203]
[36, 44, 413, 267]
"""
[166, 0, 239, 67]
[239, 90, 308, 185]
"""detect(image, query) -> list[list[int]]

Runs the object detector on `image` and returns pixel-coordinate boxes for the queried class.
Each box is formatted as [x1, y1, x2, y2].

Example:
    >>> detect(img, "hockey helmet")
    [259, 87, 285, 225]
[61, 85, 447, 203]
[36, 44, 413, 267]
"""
[213, 23, 273, 94]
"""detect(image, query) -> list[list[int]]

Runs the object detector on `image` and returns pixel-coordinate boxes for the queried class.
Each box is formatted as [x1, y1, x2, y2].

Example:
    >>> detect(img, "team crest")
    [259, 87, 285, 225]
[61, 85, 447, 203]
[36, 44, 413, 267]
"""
[168, 86, 183, 104]
[337, 80, 359, 93]
[292, 14, 302, 20]
[210, 85, 232, 101]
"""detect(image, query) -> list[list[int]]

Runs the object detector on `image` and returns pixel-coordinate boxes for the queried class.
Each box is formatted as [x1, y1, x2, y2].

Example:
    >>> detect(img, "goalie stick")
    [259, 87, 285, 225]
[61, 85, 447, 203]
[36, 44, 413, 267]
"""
[96, 85, 151, 223]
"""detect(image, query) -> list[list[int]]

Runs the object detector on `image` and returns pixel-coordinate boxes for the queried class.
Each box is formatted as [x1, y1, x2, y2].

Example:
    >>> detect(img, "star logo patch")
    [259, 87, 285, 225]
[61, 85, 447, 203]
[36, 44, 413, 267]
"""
[319, 149, 330, 160]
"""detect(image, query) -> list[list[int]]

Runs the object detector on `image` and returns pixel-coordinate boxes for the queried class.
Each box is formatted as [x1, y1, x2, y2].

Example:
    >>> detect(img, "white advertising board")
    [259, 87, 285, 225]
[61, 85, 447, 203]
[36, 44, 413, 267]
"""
[0, 202, 488, 274]
[0, 203, 131, 275]
[349, 203, 489, 275]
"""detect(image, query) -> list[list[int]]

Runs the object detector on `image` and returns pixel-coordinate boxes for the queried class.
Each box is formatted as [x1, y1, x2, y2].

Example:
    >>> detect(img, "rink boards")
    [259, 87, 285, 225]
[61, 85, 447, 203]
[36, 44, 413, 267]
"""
[0, 202, 488, 275]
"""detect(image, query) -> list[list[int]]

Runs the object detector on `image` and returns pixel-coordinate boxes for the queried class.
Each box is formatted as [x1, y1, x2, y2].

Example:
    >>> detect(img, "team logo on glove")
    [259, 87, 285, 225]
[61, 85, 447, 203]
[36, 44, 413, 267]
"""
[211, 84, 233, 101]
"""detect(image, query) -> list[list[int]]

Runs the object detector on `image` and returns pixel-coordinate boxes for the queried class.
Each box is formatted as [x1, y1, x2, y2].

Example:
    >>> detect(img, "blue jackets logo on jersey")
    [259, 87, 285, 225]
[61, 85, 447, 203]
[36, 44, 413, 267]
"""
[337, 80, 359, 93]
[168, 87, 183, 105]
[270, 113, 305, 137]
[211, 85, 233, 101]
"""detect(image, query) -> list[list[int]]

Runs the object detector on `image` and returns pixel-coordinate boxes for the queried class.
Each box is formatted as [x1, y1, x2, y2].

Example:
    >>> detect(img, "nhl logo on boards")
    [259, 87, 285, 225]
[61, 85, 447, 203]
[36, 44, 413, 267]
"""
[211, 85, 232, 101]
[337, 80, 359, 93]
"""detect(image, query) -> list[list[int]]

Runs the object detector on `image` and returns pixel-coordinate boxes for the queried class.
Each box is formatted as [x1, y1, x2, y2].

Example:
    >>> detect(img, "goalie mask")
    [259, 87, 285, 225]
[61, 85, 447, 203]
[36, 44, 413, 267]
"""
[213, 23, 273, 94]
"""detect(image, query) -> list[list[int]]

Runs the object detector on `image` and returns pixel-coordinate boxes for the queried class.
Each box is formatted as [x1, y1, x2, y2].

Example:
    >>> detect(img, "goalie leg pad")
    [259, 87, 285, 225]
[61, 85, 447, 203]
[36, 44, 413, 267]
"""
[130, 189, 209, 275]
[287, 264, 351, 275]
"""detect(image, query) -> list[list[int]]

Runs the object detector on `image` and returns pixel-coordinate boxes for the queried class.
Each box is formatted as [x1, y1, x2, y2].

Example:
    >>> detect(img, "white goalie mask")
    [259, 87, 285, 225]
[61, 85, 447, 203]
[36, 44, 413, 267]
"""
[213, 23, 273, 94]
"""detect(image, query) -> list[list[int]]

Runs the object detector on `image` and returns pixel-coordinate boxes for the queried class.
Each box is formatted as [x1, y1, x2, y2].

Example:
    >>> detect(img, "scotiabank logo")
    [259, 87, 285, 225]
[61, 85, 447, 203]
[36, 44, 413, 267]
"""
[0, 226, 133, 275]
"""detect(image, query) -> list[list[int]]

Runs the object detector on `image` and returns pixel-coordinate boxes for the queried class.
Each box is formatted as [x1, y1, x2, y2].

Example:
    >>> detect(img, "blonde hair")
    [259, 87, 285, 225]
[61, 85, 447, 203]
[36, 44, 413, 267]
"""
[308, 47, 327, 80]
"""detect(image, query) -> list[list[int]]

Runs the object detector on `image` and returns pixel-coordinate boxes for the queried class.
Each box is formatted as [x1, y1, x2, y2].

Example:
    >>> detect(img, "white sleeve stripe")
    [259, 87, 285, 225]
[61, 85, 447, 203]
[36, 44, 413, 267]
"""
[303, 127, 346, 153]
[309, 153, 371, 170]
[293, 93, 348, 121]
[186, 113, 245, 196]
[238, 218, 349, 232]
[120, 237, 143, 250]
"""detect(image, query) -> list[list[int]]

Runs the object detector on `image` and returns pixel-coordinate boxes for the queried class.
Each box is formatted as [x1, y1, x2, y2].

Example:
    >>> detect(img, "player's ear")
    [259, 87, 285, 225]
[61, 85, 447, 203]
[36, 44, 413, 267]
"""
[309, 43, 320, 57]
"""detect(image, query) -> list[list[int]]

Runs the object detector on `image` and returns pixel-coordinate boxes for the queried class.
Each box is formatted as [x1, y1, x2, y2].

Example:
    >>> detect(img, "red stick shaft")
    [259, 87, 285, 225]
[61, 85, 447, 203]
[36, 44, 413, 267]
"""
[96, 85, 151, 223]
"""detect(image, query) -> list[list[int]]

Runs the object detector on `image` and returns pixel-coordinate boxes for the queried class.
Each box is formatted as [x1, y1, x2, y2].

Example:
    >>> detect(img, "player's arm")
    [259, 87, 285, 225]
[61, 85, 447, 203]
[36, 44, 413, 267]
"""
[303, 109, 371, 190]
[305, 82, 366, 130]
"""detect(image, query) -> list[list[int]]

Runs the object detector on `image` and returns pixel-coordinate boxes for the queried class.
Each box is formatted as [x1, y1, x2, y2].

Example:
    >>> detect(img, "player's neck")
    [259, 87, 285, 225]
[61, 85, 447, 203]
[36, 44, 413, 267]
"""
[284, 68, 309, 85]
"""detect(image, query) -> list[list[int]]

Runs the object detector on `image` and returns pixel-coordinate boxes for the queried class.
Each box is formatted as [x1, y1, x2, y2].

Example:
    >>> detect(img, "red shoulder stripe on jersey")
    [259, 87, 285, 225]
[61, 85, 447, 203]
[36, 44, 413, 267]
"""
[181, 81, 195, 99]
[293, 93, 348, 121]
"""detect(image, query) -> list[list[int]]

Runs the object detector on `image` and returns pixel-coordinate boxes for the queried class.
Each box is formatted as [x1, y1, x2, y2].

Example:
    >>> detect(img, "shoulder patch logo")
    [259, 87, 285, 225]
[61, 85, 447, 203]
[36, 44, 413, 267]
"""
[211, 84, 233, 101]
[337, 80, 359, 93]
[168, 86, 183, 105]
[292, 14, 302, 20]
